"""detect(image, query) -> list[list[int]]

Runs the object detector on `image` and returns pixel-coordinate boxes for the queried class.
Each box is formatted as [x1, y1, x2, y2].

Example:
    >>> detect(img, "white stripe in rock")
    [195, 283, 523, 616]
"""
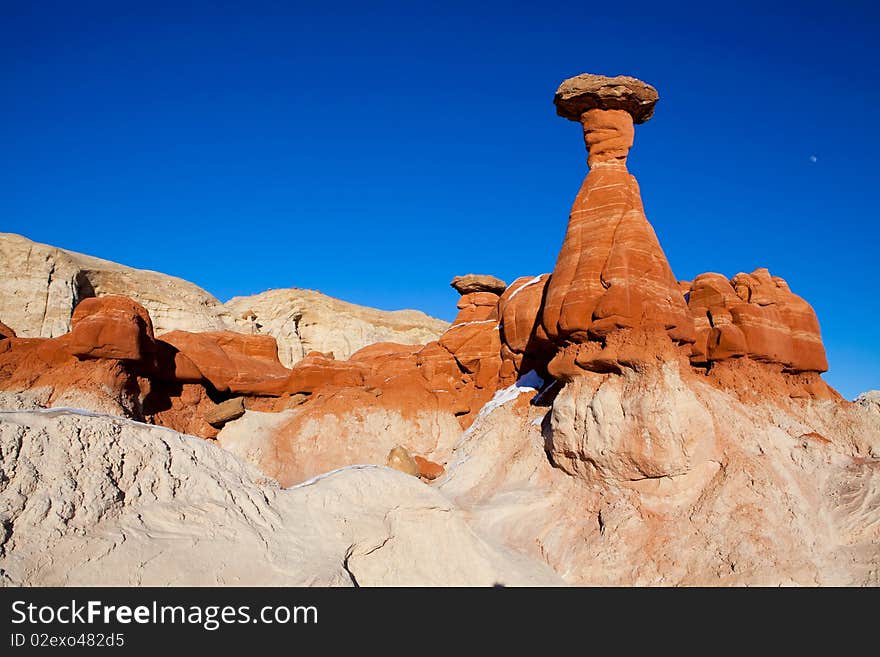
[505, 275, 546, 303]
[448, 319, 497, 330]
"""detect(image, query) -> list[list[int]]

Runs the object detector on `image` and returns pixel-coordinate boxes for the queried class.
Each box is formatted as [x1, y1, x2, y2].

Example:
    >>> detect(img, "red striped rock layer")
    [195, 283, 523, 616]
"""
[686, 268, 827, 373]
[0, 292, 512, 439]
[540, 109, 695, 376]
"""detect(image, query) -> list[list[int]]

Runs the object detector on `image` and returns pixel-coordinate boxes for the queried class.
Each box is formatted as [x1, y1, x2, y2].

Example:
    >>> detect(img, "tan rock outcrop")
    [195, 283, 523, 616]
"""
[0, 233, 448, 369]
[202, 396, 246, 427]
[0, 232, 231, 338]
[450, 274, 507, 295]
[386, 445, 420, 477]
[224, 288, 448, 368]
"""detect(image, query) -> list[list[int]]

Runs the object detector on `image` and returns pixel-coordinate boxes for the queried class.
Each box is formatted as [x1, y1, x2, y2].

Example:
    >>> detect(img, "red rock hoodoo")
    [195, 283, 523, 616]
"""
[540, 75, 695, 378]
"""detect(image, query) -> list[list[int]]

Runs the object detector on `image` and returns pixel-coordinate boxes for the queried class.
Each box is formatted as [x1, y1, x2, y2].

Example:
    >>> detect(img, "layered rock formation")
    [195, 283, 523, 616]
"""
[4, 372, 877, 585]
[224, 288, 448, 367]
[1, 71, 876, 586]
[439, 369, 880, 585]
[540, 76, 695, 378]
[0, 232, 231, 337]
[498, 274, 553, 382]
[687, 268, 828, 373]
[0, 233, 448, 365]
[0, 296, 148, 417]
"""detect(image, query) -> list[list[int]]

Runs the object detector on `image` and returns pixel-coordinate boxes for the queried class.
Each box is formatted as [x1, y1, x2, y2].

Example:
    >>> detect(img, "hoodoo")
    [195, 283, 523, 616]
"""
[540, 74, 695, 378]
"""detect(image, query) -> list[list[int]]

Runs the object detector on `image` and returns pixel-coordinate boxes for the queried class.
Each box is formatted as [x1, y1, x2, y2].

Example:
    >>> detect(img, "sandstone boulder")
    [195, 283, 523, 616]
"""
[414, 455, 444, 480]
[386, 445, 420, 477]
[66, 295, 155, 361]
[203, 396, 246, 427]
[0, 320, 15, 340]
[450, 274, 507, 295]
[554, 73, 659, 124]
[159, 330, 290, 395]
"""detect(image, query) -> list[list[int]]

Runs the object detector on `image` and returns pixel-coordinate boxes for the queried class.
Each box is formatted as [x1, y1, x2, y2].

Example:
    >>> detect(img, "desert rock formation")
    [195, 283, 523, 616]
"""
[540, 75, 695, 379]
[0, 409, 560, 586]
[687, 268, 828, 373]
[0, 233, 448, 366]
[224, 288, 448, 367]
[438, 368, 880, 585]
[450, 274, 507, 295]
[554, 73, 659, 123]
[0, 232, 231, 337]
[1, 71, 877, 586]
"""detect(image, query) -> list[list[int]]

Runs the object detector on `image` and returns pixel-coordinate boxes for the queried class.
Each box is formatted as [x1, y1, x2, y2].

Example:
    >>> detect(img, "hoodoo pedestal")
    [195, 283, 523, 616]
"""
[540, 74, 694, 377]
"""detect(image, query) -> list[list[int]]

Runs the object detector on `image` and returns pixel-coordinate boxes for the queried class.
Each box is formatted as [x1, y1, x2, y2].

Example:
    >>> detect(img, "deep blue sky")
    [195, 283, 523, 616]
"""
[2, 1, 878, 398]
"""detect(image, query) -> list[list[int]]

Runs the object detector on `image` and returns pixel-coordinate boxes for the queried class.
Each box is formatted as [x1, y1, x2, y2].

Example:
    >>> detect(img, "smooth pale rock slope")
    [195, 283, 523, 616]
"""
[0, 408, 560, 586]
[224, 288, 449, 367]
